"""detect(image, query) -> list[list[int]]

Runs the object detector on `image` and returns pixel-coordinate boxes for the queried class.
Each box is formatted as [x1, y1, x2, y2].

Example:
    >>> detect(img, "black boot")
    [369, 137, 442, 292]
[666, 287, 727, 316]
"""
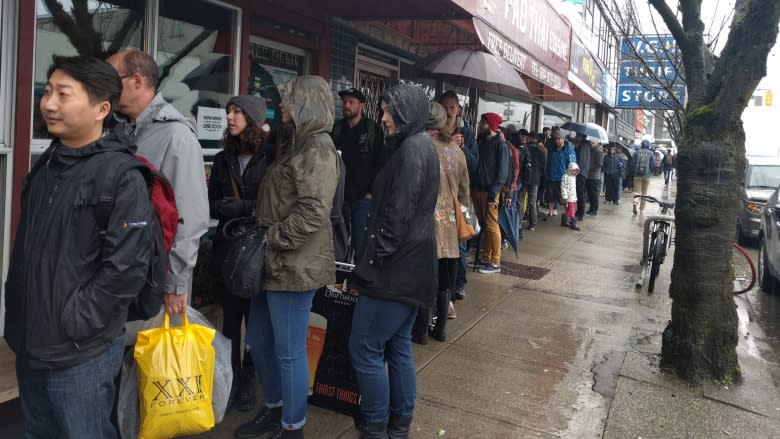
[412, 307, 430, 345]
[387, 415, 412, 439]
[569, 217, 581, 231]
[360, 422, 388, 439]
[238, 353, 257, 411]
[233, 406, 282, 439]
[227, 371, 240, 411]
[430, 290, 450, 342]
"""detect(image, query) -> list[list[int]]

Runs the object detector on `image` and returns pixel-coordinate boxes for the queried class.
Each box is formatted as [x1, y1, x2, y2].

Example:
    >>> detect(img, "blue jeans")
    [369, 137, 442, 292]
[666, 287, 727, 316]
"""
[455, 240, 468, 291]
[349, 295, 417, 424]
[248, 290, 315, 430]
[350, 199, 372, 256]
[16, 335, 125, 439]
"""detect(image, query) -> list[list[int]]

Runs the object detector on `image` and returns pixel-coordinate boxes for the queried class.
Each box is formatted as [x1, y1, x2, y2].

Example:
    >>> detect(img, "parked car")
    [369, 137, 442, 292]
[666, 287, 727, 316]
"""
[737, 156, 780, 245]
[758, 185, 780, 294]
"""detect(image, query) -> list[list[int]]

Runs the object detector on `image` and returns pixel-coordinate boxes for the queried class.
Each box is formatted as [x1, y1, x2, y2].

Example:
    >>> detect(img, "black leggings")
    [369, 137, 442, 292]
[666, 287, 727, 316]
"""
[438, 258, 458, 292]
[219, 282, 251, 374]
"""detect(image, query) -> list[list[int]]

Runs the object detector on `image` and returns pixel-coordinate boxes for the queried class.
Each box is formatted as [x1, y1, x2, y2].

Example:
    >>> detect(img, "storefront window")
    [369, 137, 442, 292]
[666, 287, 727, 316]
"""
[248, 37, 307, 132]
[156, 0, 239, 150]
[543, 102, 575, 129]
[33, 0, 145, 139]
[478, 92, 534, 131]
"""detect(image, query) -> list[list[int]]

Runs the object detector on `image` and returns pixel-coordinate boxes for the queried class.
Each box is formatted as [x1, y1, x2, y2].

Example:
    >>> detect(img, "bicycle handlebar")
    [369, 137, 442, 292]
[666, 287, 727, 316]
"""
[633, 195, 675, 210]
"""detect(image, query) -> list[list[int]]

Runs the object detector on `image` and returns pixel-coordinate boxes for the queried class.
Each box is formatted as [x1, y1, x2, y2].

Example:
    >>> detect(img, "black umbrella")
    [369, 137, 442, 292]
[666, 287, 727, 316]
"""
[415, 49, 530, 98]
[608, 141, 634, 158]
[561, 121, 610, 143]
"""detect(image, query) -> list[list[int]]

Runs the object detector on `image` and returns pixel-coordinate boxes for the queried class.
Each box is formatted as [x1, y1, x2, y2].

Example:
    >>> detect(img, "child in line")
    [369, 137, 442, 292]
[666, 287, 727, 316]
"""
[561, 162, 581, 231]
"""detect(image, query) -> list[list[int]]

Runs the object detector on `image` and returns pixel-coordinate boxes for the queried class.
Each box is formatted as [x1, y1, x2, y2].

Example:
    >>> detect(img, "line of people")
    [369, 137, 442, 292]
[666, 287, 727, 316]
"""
[6, 50, 660, 439]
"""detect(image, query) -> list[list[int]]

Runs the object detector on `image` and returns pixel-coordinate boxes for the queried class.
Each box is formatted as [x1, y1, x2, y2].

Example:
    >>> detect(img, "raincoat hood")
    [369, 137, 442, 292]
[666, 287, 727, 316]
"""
[381, 84, 429, 142]
[277, 75, 334, 148]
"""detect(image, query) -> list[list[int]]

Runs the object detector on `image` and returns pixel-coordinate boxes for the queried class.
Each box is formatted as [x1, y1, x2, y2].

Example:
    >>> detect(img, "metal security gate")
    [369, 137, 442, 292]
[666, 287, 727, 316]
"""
[357, 68, 392, 123]
[355, 45, 401, 126]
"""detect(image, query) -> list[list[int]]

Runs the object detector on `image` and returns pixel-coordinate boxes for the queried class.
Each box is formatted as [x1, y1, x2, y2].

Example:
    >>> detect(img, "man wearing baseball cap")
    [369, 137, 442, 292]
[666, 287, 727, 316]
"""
[332, 88, 385, 256]
[473, 112, 509, 274]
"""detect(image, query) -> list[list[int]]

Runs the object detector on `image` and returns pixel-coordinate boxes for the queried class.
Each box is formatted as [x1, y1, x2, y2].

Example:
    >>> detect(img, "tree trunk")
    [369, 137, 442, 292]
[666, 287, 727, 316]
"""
[661, 107, 744, 384]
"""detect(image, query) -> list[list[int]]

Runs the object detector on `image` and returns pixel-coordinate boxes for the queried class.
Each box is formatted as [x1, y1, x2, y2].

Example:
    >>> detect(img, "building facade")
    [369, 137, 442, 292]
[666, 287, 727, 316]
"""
[1, 0, 626, 336]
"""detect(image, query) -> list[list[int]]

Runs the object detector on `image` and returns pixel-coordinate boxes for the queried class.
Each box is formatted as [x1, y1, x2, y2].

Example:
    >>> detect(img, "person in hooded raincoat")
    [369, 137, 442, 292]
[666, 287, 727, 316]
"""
[349, 84, 440, 439]
[234, 76, 339, 439]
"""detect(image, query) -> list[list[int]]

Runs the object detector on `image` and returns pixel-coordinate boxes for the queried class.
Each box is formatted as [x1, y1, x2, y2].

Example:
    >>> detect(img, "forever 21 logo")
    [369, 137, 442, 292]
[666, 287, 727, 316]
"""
[149, 375, 206, 408]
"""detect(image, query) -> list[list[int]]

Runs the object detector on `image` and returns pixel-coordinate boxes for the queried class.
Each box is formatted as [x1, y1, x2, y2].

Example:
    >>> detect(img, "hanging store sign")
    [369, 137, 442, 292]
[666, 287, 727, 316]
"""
[617, 34, 685, 109]
[569, 34, 604, 102]
[473, 18, 571, 94]
[617, 83, 686, 109]
[475, 0, 571, 73]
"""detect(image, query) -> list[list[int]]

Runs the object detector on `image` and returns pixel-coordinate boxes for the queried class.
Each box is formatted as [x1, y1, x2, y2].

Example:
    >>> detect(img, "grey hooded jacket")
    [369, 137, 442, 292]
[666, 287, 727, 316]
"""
[114, 93, 210, 295]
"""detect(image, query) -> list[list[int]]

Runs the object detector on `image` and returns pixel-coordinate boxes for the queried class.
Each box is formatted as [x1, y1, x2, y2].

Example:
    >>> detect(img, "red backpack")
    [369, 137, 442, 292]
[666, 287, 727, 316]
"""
[92, 152, 180, 320]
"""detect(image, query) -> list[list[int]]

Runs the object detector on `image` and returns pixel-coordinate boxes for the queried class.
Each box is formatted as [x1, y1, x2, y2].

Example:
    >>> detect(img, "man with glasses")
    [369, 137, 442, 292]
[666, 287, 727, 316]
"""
[107, 50, 209, 316]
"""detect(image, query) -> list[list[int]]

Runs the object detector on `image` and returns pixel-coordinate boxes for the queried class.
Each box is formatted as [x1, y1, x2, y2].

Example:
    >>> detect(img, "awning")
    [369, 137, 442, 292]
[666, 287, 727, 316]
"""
[473, 18, 571, 96]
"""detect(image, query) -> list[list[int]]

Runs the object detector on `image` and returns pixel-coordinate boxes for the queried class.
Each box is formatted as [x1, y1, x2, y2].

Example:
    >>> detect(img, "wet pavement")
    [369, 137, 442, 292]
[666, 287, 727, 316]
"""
[1, 175, 778, 438]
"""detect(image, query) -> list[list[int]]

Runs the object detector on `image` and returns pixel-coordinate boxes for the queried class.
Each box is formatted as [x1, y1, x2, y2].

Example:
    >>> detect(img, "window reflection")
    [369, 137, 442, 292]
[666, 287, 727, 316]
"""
[156, 0, 238, 150]
[33, 0, 145, 138]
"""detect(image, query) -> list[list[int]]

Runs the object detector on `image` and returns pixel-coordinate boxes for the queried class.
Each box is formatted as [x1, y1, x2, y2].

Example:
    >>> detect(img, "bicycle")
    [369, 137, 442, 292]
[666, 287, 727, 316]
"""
[634, 195, 675, 293]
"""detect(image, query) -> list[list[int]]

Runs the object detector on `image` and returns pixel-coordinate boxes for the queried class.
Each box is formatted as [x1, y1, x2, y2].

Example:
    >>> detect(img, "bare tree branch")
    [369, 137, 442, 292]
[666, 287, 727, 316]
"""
[706, 0, 780, 127]
[647, 0, 688, 49]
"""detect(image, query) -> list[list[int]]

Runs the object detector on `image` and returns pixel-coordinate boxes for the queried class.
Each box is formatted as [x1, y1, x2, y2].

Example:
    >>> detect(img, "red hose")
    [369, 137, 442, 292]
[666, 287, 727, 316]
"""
[733, 242, 756, 294]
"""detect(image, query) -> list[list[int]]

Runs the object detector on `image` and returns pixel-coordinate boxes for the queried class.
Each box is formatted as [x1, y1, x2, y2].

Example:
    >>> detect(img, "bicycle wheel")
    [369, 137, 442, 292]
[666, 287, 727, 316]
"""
[648, 229, 666, 293]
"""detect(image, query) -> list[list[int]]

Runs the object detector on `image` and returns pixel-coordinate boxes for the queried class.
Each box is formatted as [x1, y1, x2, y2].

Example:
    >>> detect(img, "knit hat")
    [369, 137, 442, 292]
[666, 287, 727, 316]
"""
[226, 95, 267, 128]
[568, 162, 580, 172]
[427, 102, 447, 130]
[481, 112, 503, 132]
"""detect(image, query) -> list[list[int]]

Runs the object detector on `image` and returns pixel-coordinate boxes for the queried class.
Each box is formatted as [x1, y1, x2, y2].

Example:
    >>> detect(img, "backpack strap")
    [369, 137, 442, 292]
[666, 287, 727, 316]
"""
[89, 152, 151, 238]
[331, 122, 343, 148]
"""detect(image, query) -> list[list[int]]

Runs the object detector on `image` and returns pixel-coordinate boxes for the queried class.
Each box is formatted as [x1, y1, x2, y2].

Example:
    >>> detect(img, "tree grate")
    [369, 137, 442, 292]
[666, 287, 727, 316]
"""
[499, 261, 551, 280]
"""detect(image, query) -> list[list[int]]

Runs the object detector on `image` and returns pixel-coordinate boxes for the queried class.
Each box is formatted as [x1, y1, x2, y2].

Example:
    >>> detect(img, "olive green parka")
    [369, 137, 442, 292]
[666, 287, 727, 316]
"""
[256, 76, 340, 292]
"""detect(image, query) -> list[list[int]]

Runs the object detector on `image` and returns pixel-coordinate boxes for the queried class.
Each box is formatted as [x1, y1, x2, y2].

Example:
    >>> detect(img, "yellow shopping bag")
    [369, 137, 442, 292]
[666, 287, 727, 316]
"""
[135, 311, 216, 439]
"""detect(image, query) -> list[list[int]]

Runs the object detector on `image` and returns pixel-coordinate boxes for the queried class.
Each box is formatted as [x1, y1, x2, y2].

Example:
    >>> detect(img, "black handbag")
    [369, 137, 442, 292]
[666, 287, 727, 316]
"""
[221, 216, 268, 298]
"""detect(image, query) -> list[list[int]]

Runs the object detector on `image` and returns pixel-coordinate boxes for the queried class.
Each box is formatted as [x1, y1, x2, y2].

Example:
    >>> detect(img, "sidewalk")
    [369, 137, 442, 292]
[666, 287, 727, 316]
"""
[3, 175, 777, 438]
[193, 175, 779, 439]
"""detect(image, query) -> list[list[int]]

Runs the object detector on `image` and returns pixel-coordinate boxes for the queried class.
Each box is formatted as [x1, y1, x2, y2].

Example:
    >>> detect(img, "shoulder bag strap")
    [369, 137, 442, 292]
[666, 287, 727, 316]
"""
[226, 158, 241, 198]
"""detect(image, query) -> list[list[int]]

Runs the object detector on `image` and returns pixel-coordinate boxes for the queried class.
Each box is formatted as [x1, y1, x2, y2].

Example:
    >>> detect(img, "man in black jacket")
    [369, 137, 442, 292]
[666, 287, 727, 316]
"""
[574, 133, 591, 220]
[4, 56, 154, 438]
[473, 112, 509, 274]
[349, 84, 439, 439]
[331, 88, 386, 256]
[524, 137, 547, 230]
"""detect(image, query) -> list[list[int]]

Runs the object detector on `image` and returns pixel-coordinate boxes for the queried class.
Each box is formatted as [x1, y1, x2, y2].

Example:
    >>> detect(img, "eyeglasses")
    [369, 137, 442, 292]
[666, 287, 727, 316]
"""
[119, 73, 135, 80]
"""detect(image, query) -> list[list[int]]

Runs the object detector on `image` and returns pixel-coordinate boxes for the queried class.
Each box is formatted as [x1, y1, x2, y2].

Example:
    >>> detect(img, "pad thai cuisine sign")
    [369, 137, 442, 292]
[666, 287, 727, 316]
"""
[473, 0, 572, 93]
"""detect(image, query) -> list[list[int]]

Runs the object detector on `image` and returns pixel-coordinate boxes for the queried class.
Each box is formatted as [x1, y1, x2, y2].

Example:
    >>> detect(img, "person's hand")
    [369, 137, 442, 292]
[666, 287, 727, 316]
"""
[453, 133, 464, 148]
[365, 193, 373, 200]
[164, 292, 188, 315]
[504, 194, 513, 207]
[216, 198, 247, 218]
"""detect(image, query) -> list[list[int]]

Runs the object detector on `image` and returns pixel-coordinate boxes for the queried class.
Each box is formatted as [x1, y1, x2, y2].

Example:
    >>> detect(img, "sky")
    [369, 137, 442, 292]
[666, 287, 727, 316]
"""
[632, 0, 780, 155]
